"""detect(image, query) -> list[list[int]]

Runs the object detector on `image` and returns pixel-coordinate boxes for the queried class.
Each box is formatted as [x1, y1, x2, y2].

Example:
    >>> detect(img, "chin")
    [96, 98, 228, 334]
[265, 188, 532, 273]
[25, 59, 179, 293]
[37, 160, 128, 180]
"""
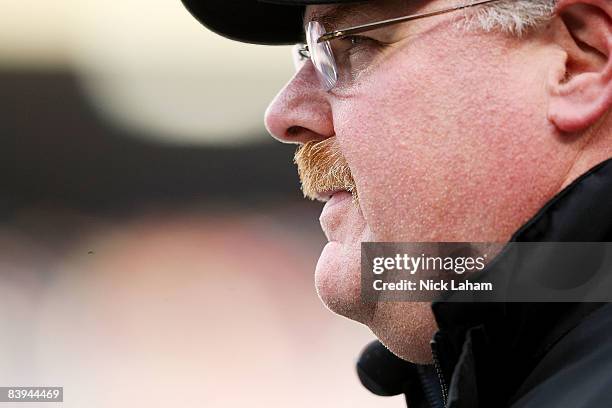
[314, 240, 371, 322]
[314, 240, 438, 364]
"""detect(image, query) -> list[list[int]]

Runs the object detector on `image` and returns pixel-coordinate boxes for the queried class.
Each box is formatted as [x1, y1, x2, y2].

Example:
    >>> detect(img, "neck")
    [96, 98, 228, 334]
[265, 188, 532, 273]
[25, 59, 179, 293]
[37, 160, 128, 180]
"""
[560, 112, 612, 190]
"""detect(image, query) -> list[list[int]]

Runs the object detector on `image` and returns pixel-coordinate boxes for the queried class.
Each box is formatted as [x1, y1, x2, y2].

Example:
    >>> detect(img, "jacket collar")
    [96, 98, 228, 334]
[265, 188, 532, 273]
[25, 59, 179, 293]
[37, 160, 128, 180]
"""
[431, 157, 612, 405]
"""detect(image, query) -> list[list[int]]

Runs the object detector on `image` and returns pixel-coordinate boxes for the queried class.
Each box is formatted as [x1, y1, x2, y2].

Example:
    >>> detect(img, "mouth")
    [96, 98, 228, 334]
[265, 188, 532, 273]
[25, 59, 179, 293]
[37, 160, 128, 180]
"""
[314, 189, 348, 202]
[314, 188, 359, 205]
[319, 190, 356, 241]
[324, 190, 354, 207]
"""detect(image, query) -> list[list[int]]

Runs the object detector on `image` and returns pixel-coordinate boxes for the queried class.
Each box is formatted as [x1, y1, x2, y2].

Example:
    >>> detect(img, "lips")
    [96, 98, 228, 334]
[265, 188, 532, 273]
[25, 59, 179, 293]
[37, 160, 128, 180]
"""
[314, 189, 348, 202]
[319, 190, 354, 241]
[324, 190, 352, 208]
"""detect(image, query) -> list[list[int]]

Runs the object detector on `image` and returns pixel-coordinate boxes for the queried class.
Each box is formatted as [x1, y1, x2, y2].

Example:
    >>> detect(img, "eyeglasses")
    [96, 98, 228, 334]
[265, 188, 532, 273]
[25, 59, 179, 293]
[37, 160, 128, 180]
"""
[294, 0, 503, 91]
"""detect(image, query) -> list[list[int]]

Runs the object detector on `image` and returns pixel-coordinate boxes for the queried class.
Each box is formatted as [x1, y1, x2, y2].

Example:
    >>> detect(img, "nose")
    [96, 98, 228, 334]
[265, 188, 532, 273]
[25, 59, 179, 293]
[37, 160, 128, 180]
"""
[264, 62, 335, 145]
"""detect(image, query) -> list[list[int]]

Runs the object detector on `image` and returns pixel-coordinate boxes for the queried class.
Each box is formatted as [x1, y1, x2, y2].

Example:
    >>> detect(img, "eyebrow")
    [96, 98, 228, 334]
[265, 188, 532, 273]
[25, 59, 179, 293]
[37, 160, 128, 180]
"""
[304, 4, 377, 31]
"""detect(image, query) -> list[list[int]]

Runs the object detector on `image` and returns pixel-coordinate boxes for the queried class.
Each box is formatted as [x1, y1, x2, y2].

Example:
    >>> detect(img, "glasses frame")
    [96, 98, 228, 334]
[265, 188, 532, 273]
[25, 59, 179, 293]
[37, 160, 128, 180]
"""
[297, 0, 503, 89]
[317, 0, 503, 43]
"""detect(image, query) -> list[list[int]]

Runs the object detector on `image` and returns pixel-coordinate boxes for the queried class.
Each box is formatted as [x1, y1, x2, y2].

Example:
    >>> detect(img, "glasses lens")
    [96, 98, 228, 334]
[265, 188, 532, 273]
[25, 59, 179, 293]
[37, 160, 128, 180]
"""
[306, 21, 338, 91]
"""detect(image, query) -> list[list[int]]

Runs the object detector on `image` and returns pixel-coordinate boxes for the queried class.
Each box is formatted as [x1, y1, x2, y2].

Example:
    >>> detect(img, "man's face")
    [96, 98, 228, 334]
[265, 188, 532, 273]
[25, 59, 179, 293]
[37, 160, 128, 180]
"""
[265, 0, 577, 362]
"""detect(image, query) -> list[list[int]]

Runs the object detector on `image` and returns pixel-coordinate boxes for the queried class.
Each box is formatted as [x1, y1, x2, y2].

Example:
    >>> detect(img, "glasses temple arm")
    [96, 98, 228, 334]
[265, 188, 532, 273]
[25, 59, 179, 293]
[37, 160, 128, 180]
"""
[316, 0, 501, 43]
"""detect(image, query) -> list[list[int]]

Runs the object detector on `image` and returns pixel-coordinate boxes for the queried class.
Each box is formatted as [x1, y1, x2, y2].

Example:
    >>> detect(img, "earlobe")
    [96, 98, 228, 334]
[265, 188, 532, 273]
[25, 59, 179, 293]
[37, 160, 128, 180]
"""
[547, 0, 612, 133]
[548, 71, 612, 133]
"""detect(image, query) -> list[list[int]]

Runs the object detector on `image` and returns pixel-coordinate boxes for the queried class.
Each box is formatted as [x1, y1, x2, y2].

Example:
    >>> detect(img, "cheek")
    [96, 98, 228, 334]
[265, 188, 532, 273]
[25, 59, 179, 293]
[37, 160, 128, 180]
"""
[332, 34, 574, 241]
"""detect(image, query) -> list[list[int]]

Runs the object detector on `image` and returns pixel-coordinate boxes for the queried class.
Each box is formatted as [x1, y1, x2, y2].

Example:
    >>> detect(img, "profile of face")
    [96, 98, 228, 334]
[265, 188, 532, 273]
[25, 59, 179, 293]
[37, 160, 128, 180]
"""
[265, 0, 612, 363]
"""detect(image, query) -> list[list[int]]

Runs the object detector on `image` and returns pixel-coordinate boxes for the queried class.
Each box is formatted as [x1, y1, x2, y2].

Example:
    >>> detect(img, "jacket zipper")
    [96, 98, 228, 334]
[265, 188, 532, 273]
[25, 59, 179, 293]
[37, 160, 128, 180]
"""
[431, 346, 449, 407]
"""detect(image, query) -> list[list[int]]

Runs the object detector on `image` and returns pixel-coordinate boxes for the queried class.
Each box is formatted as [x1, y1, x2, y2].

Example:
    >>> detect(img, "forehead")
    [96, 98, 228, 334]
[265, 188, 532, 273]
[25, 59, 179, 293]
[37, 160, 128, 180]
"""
[304, 0, 417, 29]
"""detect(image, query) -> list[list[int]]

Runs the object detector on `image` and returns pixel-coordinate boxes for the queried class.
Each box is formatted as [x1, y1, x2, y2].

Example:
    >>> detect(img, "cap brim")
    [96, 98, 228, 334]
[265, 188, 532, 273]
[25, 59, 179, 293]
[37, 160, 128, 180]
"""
[181, 0, 358, 45]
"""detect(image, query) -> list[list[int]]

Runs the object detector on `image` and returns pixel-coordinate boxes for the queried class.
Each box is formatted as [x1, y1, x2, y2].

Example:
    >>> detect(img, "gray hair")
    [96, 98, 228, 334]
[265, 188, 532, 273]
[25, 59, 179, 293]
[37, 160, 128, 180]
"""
[461, 0, 558, 36]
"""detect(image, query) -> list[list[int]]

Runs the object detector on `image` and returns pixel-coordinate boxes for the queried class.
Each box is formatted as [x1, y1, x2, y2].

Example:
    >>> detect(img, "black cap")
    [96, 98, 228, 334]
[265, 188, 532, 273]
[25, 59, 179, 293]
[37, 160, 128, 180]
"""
[181, 0, 359, 45]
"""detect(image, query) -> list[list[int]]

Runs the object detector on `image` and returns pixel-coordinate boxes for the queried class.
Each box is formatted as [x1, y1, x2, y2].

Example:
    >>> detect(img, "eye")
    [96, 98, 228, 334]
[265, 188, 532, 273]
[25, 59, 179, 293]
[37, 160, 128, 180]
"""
[343, 35, 376, 48]
[349, 35, 364, 46]
[331, 34, 386, 86]
[333, 35, 381, 62]
[298, 45, 310, 60]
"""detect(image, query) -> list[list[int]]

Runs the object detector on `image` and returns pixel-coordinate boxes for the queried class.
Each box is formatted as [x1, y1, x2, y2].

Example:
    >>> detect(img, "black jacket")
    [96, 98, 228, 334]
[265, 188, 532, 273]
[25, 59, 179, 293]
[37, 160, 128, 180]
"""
[357, 158, 612, 408]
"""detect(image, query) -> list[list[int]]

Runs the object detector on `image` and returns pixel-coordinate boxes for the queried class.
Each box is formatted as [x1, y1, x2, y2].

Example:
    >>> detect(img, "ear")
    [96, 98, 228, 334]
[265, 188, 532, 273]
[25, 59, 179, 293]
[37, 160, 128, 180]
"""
[548, 0, 612, 133]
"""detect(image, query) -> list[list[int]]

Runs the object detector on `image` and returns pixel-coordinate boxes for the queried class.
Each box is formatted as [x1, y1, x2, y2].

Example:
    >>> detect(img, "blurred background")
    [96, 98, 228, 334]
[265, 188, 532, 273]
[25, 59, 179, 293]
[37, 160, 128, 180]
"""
[0, 0, 402, 406]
